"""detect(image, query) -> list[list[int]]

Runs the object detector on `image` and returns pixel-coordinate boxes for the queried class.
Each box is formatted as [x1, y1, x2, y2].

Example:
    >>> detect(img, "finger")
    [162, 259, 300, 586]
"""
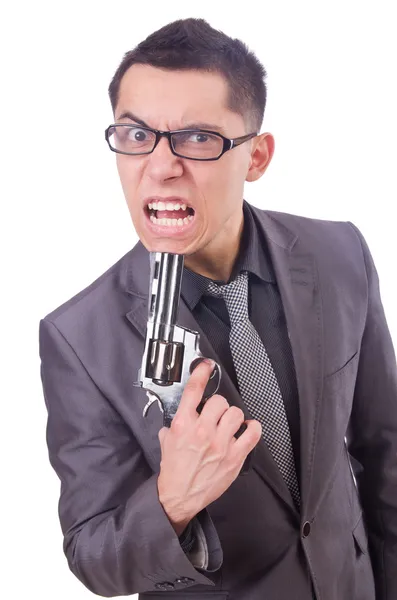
[197, 393, 230, 434]
[215, 405, 246, 443]
[158, 427, 167, 445]
[176, 359, 216, 421]
[230, 419, 262, 458]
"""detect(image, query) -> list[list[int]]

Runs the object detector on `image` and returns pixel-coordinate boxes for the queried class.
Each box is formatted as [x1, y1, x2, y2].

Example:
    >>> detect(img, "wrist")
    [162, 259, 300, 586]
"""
[157, 498, 191, 537]
[159, 498, 192, 535]
[157, 475, 197, 535]
[170, 515, 192, 537]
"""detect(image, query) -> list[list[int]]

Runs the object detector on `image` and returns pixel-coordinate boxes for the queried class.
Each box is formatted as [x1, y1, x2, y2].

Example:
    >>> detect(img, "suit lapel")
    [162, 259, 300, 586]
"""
[252, 208, 325, 515]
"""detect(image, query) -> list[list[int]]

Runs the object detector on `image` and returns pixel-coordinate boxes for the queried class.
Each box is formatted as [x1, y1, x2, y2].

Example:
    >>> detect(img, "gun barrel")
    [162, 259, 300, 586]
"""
[150, 252, 184, 341]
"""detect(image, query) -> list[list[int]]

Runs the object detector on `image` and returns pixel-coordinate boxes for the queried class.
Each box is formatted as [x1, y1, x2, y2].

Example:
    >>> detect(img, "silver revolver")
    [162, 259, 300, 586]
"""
[135, 251, 221, 427]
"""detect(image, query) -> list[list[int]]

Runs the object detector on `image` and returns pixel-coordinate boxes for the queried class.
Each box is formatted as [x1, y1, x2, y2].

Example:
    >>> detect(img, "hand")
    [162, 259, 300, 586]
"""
[157, 359, 262, 531]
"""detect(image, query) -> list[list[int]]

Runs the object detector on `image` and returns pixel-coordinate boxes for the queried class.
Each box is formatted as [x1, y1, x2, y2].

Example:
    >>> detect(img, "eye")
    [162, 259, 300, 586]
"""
[175, 131, 215, 145]
[189, 133, 210, 143]
[127, 127, 149, 141]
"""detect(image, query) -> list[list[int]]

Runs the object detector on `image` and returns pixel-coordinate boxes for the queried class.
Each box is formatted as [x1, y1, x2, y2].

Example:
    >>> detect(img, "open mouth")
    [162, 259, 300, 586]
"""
[145, 200, 195, 227]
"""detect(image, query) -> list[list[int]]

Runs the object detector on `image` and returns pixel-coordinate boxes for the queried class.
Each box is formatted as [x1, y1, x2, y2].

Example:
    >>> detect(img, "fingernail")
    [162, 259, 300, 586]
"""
[203, 358, 215, 368]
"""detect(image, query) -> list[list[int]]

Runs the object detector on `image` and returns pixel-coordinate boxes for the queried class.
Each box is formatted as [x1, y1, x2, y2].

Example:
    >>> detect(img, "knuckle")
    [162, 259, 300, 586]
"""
[195, 422, 211, 442]
[211, 394, 229, 410]
[184, 379, 202, 396]
[170, 416, 185, 433]
[252, 419, 263, 439]
[221, 405, 244, 425]
[228, 406, 245, 421]
[209, 439, 226, 461]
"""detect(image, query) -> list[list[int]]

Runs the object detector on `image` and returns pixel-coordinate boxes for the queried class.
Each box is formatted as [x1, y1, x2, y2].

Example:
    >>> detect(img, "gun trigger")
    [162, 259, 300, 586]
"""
[143, 391, 164, 417]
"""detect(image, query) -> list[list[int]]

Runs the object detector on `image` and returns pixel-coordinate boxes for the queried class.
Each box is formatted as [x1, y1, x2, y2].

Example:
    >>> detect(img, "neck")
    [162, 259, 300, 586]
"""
[184, 208, 244, 282]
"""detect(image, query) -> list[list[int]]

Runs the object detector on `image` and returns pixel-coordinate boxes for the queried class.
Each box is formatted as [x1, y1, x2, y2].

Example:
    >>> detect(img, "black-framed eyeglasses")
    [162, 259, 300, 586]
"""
[104, 124, 258, 161]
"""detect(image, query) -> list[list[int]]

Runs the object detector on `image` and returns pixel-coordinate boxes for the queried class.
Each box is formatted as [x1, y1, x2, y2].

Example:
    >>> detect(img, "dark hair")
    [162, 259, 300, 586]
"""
[108, 18, 267, 132]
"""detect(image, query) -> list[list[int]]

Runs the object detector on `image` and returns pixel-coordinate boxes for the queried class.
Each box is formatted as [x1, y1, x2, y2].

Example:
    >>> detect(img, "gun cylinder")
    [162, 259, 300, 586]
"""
[146, 339, 184, 385]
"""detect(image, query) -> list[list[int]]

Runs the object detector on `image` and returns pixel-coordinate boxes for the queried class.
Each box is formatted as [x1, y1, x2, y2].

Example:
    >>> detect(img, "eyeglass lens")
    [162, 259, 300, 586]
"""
[108, 125, 223, 159]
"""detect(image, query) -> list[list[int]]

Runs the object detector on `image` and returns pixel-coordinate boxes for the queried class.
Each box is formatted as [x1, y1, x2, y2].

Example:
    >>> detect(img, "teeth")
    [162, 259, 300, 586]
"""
[151, 215, 194, 227]
[148, 200, 191, 212]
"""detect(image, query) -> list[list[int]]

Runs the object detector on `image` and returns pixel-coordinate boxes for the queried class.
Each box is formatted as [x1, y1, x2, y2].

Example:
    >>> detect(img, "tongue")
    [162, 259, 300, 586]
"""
[156, 209, 190, 220]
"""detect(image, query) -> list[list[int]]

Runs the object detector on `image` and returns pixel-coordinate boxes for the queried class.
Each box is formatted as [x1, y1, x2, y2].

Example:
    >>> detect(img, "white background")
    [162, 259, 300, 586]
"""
[2, 1, 396, 598]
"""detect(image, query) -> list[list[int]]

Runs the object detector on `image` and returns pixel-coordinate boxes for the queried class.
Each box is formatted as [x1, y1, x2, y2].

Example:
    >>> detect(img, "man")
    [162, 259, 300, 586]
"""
[39, 17, 397, 600]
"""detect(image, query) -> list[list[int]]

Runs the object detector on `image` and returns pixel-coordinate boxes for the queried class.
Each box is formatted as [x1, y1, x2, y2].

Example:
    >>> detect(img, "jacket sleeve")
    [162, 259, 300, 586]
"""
[180, 514, 211, 569]
[38, 318, 222, 597]
[347, 222, 397, 600]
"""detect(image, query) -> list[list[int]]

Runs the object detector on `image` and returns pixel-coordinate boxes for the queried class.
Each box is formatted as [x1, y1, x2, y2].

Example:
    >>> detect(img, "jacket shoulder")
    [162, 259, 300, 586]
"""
[260, 207, 363, 255]
[264, 208, 349, 234]
[41, 246, 135, 326]
[248, 205, 369, 289]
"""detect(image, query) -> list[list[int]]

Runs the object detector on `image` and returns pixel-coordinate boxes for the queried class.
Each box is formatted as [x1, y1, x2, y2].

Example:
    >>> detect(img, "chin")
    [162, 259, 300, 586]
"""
[139, 236, 185, 256]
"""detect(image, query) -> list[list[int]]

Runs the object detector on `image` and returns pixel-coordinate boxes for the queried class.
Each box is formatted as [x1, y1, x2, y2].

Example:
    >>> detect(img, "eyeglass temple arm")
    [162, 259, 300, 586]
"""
[230, 132, 258, 149]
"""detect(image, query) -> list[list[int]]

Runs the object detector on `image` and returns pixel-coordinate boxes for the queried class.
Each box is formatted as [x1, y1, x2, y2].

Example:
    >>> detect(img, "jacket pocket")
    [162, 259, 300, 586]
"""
[325, 350, 358, 379]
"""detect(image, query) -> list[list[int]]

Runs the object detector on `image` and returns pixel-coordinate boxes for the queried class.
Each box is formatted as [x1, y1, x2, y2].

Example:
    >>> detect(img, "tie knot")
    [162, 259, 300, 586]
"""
[206, 271, 249, 323]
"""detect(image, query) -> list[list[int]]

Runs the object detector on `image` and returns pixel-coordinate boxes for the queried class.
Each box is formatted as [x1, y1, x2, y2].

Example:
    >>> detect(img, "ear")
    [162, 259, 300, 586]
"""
[245, 133, 275, 182]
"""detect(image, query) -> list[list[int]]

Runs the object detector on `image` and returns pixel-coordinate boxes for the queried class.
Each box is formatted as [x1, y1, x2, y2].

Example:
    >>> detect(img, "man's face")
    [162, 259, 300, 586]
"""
[114, 64, 264, 259]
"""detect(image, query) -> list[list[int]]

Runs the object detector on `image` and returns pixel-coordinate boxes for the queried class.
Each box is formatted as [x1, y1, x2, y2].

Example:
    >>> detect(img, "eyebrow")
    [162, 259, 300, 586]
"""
[116, 111, 226, 133]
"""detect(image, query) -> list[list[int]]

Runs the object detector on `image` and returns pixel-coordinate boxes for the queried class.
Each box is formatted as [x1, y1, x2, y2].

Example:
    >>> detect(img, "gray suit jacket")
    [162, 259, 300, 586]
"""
[39, 205, 397, 599]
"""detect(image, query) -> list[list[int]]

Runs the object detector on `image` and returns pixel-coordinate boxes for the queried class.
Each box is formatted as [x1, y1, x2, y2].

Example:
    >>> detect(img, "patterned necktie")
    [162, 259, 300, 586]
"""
[206, 270, 300, 507]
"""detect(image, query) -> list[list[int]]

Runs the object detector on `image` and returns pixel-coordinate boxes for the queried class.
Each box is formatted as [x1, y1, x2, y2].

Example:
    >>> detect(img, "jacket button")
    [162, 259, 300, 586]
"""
[155, 582, 175, 590]
[302, 521, 311, 537]
[175, 577, 195, 585]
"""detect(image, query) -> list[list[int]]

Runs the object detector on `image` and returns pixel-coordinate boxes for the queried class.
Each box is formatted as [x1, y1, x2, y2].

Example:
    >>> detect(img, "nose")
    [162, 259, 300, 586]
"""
[145, 135, 183, 181]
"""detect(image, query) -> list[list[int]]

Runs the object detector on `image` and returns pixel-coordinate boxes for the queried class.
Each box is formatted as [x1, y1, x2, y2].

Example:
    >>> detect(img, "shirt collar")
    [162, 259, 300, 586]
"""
[181, 200, 275, 310]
